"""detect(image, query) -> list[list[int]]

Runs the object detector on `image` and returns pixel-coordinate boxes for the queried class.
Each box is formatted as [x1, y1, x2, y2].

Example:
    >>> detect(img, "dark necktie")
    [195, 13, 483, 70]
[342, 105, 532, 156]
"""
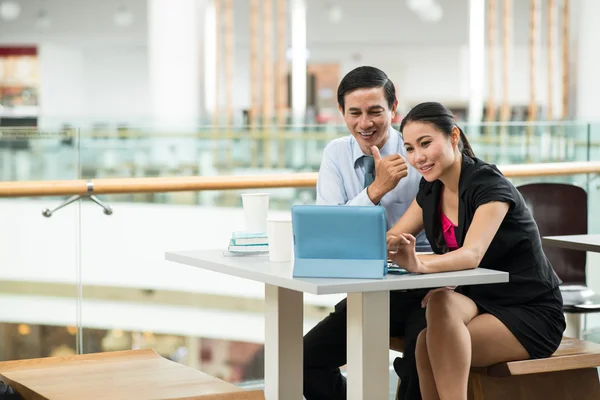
[363, 156, 375, 188]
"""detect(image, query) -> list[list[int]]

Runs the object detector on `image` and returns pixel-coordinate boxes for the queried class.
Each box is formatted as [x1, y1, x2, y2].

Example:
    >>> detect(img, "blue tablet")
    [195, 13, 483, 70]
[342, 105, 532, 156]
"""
[291, 205, 388, 279]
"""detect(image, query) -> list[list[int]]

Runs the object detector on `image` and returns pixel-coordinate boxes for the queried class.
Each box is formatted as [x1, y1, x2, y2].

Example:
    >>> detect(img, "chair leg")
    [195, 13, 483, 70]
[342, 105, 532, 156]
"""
[565, 312, 583, 339]
[468, 373, 484, 400]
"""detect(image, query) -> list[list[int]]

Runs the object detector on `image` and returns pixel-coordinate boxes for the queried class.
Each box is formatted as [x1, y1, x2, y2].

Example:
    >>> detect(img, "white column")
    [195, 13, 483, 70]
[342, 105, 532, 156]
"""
[204, 0, 217, 121]
[346, 291, 390, 400]
[530, 0, 542, 121]
[264, 284, 303, 400]
[574, 0, 600, 119]
[148, 0, 203, 129]
[548, 0, 561, 119]
[290, 0, 307, 125]
[468, 0, 486, 125]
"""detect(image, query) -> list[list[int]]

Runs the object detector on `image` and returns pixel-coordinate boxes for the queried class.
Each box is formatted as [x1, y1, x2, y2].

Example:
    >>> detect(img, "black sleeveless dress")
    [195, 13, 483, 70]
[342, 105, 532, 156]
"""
[416, 155, 565, 359]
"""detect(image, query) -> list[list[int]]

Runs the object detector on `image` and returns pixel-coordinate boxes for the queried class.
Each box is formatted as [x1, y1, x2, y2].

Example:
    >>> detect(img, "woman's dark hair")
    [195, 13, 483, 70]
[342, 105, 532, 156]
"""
[337, 66, 396, 111]
[399, 102, 475, 158]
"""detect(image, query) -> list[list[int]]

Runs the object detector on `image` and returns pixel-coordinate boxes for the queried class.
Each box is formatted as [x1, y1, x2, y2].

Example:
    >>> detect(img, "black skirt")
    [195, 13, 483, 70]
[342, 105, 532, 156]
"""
[457, 286, 566, 359]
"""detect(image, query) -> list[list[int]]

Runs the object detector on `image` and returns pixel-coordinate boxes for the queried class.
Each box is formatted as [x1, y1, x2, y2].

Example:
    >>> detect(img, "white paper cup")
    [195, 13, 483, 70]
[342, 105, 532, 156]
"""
[267, 217, 293, 262]
[241, 193, 270, 233]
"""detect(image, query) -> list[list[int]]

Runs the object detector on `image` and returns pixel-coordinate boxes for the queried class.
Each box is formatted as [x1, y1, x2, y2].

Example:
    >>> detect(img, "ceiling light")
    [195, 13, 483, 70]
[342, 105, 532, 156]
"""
[113, 6, 133, 27]
[18, 324, 30, 336]
[421, 3, 443, 23]
[328, 4, 342, 24]
[406, 0, 443, 23]
[35, 10, 51, 29]
[0, 1, 21, 21]
[406, 0, 434, 14]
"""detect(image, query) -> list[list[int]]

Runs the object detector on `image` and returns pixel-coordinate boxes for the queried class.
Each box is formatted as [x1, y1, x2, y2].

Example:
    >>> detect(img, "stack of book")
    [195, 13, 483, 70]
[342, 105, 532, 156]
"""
[227, 231, 269, 254]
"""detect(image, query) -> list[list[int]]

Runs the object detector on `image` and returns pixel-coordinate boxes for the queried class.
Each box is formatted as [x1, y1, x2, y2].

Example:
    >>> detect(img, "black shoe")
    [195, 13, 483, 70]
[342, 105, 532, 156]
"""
[0, 381, 20, 399]
[393, 356, 406, 377]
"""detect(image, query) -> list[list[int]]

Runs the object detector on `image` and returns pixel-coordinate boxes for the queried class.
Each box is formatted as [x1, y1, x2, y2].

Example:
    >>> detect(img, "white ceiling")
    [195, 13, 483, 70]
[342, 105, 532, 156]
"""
[0, 0, 551, 48]
[0, 0, 147, 46]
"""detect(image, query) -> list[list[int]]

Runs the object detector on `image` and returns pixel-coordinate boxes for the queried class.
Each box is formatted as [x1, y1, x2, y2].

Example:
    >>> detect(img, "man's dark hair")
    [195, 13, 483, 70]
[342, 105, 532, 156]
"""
[337, 66, 397, 111]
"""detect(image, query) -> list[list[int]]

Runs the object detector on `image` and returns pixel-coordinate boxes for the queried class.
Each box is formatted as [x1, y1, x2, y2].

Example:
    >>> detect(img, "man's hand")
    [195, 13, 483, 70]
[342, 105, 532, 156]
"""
[367, 145, 408, 204]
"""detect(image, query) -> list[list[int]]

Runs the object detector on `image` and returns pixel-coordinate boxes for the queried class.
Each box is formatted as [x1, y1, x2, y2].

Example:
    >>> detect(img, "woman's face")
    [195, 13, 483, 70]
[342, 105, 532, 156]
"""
[402, 121, 459, 182]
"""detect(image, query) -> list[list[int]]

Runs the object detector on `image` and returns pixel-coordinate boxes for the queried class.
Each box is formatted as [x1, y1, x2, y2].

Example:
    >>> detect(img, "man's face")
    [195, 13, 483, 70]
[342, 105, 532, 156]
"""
[340, 87, 397, 155]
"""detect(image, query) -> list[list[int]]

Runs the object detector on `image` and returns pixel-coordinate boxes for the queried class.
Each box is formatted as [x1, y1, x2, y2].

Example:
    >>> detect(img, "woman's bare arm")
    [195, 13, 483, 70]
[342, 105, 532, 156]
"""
[387, 198, 425, 238]
[417, 201, 510, 273]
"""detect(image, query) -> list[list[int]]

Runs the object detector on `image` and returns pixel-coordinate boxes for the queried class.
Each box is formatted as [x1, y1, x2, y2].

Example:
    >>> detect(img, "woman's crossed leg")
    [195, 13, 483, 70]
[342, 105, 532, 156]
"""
[415, 290, 530, 400]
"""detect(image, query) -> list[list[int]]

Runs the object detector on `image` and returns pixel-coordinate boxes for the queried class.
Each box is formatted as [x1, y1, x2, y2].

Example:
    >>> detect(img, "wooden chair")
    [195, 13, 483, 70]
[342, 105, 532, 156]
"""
[391, 336, 600, 400]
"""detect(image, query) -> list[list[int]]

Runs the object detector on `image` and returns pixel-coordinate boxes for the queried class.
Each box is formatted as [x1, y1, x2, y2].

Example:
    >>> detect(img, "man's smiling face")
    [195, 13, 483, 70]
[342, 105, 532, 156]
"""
[340, 86, 397, 155]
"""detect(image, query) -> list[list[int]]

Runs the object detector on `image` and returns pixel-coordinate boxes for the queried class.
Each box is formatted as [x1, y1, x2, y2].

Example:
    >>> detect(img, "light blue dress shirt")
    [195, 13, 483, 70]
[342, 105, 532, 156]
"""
[316, 127, 430, 248]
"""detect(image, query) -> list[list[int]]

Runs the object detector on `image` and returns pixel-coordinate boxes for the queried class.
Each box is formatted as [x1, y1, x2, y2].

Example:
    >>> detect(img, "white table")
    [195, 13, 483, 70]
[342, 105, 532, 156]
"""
[543, 234, 600, 253]
[166, 249, 509, 400]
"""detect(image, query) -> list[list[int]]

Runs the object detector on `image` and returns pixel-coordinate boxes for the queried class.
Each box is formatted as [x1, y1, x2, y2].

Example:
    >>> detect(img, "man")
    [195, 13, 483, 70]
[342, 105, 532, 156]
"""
[304, 66, 429, 400]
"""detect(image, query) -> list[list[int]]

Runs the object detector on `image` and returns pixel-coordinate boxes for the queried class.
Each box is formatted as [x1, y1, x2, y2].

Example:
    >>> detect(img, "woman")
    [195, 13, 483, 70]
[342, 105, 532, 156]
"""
[386, 102, 565, 400]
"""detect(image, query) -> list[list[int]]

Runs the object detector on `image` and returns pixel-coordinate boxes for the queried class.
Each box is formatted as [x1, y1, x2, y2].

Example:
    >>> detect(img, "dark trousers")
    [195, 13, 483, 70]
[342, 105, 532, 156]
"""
[303, 289, 428, 400]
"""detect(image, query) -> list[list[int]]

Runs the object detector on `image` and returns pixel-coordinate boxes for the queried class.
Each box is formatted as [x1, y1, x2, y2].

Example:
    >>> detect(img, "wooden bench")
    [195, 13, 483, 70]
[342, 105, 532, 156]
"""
[0, 349, 265, 400]
[391, 336, 600, 400]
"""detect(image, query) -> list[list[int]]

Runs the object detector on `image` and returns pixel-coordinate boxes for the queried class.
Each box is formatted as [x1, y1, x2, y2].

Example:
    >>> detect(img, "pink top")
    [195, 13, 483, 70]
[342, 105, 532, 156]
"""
[439, 195, 459, 250]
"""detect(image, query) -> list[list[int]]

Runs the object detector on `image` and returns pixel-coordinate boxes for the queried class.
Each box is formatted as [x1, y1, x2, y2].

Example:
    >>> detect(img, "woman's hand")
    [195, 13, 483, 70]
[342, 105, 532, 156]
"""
[386, 232, 402, 260]
[421, 286, 456, 308]
[386, 233, 426, 273]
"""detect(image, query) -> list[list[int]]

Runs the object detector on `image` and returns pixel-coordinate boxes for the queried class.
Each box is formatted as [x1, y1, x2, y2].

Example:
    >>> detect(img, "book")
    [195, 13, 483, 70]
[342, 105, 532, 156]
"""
[230, 231, 268, 246]
[223, 250, 268, 257]
[228, 239, 269, 254]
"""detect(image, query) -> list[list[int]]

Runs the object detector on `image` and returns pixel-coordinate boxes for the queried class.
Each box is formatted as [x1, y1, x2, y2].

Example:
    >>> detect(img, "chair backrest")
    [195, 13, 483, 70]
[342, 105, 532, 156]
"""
[517, 183, 588, 285]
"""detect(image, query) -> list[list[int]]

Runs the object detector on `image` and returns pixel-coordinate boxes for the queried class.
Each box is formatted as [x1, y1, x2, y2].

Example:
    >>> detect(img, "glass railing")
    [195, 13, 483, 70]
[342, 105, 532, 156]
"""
[0, 121, 599, 397]
[2, 121, 597, 206]
[0, 126, 81, 360]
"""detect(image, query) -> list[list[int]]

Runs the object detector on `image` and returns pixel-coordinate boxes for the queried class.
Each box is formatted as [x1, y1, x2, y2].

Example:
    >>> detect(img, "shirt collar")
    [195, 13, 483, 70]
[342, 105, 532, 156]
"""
[352, 127, 399, 166]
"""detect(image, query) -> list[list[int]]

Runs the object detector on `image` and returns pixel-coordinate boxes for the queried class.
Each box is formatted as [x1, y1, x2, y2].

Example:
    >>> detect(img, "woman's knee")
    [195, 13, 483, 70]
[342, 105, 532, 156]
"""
[425, 290, 478, 325]
[425, 290, 456, 321]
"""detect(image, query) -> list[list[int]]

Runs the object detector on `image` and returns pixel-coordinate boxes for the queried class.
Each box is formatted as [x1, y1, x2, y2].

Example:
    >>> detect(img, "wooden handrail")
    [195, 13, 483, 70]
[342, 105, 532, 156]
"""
[0, 173, 319, 197]
[0, 161, 599, 198]
[496, 161, 600, 177]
